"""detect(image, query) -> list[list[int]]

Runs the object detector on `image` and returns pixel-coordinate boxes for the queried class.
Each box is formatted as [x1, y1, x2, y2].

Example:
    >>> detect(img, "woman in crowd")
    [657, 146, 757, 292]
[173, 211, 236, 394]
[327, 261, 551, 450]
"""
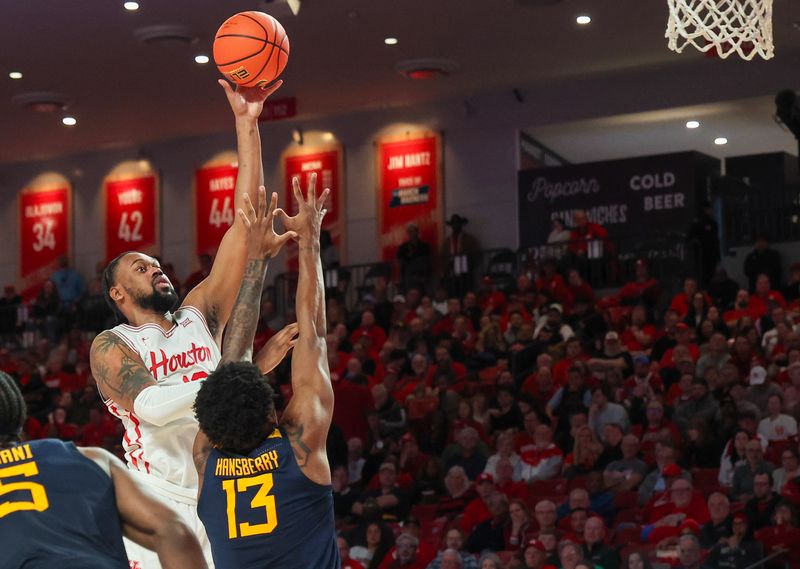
[563, 425, 603, 477]
[623, 551, 653, 569]
[774, 448, 800, 493]
[718, 429, 750, 487]
[506, 499, 534, 552]
[348, 522, 394, 569]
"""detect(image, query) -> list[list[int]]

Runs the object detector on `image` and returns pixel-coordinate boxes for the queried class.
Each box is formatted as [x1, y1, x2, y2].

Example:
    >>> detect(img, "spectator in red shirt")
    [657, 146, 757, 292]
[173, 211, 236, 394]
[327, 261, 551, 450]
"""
[568, 210, 608, 256]
[659, 323, 701, 368]
[339, 536, 366, 569]
[510, 274, 537, 309]
[621, 305, 658, 353]
[669, 278, 701, 318]
[80, 408, 117, 447]
[643, 478, 710, 542]
[351, 311, 387, 353]
[433, 298, 469, 337]
[378, 533, 427, 569]
[553, 338, 589, 385]
[478, 277, 507, 314]
[566, 269, 595, 313]
[427, 346, 468, 387]
[724, 289, 762, 327]
[536, 260, 569, 305]
[752, 273, 787, 314]
[495, 457, 527, 502]
[461, 472, 495, 533]
[399, 433, 429, 481]
[632, 401, 681, 465]
[522, 367, 558, 406]
[332, 375, 374, 444]
[620, 259, 661, 307]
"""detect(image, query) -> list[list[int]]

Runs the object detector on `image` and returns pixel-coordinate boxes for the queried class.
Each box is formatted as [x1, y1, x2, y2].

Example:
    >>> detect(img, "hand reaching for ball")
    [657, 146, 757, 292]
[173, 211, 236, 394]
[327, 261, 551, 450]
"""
[219, 79, 283, 120]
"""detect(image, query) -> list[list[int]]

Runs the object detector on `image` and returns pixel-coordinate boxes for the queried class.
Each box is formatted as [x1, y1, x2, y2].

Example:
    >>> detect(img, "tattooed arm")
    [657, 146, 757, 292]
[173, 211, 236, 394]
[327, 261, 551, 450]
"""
[90, 331, 206, 426]
[276, 174, 334, 485]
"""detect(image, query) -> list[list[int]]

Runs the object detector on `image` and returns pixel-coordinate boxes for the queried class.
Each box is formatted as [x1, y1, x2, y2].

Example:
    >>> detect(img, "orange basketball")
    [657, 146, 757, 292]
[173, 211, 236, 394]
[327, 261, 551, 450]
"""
[213, 11, 290, 88]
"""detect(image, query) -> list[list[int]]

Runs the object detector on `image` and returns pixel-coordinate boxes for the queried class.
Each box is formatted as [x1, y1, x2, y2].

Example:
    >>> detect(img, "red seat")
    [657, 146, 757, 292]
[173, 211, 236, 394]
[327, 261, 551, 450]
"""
[411, 504, 439, 522]
[529, 479, 567, 497]
[691, 468, 720, 487]
[613, 491, 639, 510]
[613, 525, 642, 545]
[614, 508, 643, 525]
[407, 398, 437, 420]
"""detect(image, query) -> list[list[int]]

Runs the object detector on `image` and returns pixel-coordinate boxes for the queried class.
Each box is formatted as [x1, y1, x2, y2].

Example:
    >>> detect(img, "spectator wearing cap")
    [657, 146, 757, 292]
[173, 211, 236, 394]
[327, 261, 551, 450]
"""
[673, 379, 719, 435]
[587, 331, 634, 378]
[745, 470, 781, 531]
[588, 385, 630, 442]
[759, 393, 797, 444]
[604, 434, 647, 493]
[352, 462, 410, 522]
[426, 528, 479, 569]
[619, 260, 661, 307]
[638, 445, 691, 506]
[460, 472, 496, 534]
[465, 492, 510, 554]
[699, 492, 732, 548]
[783, 262, 800, 303]
[746, 365, 783, 414]
[582, 516, 620, 569]
[520, 537, 554, 569]
[519, 424, 564, 482]
[704, 510, 763, 569]
[533, 303, 574, 343]
[442, 427, 489, 480]
[732, 441, 775, 502]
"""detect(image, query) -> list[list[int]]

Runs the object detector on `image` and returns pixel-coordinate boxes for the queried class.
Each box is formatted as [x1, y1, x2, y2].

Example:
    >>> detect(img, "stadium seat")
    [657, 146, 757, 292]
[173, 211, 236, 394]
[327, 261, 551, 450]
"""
[613, 525, 642, 546]
[613, 491, 639, 510]
[529, 479, 567, 497]
[410, 504, 439, 522]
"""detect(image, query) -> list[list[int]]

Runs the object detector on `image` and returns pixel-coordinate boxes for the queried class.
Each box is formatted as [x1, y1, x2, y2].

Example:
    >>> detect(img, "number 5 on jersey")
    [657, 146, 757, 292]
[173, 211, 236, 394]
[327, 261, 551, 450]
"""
[0, 462, 50, 518]
[222, 473, 278, 539]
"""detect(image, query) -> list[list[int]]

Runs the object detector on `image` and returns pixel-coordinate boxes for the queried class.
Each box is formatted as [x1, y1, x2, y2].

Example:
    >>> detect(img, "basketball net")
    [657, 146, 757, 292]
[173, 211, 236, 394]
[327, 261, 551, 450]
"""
[666, 0, 774, 60]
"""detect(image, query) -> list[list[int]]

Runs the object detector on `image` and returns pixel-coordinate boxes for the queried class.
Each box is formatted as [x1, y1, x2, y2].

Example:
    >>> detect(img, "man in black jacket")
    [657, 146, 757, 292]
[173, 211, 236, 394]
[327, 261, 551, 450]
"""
[743, 235, 782, 292]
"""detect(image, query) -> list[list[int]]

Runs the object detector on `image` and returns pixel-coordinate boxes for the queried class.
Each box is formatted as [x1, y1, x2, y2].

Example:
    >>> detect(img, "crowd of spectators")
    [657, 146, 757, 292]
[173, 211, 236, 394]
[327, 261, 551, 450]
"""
[7, 219, 800, 569]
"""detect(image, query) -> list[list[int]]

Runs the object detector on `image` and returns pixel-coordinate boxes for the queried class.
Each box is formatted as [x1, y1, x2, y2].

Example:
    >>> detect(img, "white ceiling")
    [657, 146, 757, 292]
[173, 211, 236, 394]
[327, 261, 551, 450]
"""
[2, 0, 800, 164]
[526, 96, 799, 164]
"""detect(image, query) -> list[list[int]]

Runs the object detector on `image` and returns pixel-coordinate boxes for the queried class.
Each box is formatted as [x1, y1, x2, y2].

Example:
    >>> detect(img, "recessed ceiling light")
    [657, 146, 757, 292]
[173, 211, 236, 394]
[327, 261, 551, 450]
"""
[384, 37, 399, 45]
[124, 1, 140, 11]
[62, 116, 77, 126]
[322, 132, 335, 142]
[714, 137, 728, 145]
[686, 120, 700, 129]
[8, 71, 22, 80]
[194, 54, 210, 64]
[576, 15, 591, 25]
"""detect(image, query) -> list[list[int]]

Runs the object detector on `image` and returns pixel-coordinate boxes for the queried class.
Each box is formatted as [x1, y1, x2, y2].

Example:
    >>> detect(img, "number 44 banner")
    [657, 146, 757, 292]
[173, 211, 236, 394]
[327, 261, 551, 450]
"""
[104, 170, 159, 262]
[194, 163, 238, 258]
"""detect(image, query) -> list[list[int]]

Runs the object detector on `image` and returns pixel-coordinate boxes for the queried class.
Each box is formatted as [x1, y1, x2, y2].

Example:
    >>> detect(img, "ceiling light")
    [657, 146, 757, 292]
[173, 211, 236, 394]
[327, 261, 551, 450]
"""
[576, 15, 591, 25]
[384, 37, 398, 45]
[686, 120, 700, 129]
[714, 137, 728, 145]
[8, 71, 22, 80]
[194, 54, 210, 64]
[124, 1, 140, 11]
[322, 132, 335, 142]
[292, 128, 304, 145]
[62, 116, 77, 126]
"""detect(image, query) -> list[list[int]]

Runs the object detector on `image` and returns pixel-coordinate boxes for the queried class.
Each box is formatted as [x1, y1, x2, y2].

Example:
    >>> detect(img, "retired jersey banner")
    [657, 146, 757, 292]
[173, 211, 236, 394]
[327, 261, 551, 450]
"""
[283, 146, 344, 269]
[376, 133, 443, 261]
[19, 181, 71, 291]
[105, 175, 159, 261]
[195, 164, 238, 257]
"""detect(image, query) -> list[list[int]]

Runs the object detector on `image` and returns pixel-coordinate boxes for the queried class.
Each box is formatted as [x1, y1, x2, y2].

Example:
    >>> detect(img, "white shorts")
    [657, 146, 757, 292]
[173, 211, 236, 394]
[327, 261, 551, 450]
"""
[124, 490, 214, 569]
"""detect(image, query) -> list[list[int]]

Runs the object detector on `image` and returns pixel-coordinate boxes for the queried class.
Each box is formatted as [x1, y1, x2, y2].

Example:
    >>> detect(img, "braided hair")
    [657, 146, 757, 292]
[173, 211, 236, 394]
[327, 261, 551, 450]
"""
[0, 371, 26, 445]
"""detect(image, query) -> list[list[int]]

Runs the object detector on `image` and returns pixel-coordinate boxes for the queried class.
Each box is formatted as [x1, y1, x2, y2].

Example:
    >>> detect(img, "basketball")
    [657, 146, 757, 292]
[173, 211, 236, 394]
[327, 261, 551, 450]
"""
[213, 11, 290, 88]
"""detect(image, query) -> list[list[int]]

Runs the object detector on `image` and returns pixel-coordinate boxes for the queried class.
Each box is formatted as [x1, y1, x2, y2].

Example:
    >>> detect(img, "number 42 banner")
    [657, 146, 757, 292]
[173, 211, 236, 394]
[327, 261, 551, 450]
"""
[104, 170, 159, 262]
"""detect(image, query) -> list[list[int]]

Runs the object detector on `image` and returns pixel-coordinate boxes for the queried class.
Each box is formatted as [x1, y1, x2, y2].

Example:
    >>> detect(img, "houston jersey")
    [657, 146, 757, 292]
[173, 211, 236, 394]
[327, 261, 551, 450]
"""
[198, 427, 339, 569]
[103, 306, 221, 500]
[0, 439, 129, 568]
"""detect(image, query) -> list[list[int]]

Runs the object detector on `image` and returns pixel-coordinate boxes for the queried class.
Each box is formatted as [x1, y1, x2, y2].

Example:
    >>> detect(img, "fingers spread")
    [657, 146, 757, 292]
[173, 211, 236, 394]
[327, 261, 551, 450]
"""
[307, 172, 317, 206]
[243, 192, 257, 220]
[257, 187, 267, 219]
[237, 209, 251, 228]
[291, 176, 303, 207]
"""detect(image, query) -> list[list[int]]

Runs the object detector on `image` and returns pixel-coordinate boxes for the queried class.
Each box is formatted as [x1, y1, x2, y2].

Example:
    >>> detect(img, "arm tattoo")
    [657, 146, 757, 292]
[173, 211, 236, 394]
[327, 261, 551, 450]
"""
[222, 258, 267, 362]
[206, 305, 220, 339]
[91, 331, 154, 404]
[284, 422, 312, 467]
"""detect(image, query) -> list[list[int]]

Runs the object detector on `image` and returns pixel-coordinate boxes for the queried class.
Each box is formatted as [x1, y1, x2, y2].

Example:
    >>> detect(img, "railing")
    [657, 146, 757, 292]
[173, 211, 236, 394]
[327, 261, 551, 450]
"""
[724, 205, 800, 248]
[271, 234, 698, 319]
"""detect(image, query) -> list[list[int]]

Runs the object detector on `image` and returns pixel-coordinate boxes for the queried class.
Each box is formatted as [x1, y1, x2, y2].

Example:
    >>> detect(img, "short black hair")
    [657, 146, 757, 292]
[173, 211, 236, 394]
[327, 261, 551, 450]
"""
[194, 361, 276, 455]
[102, 251, 136, 323]
[0, 371, 26, 443]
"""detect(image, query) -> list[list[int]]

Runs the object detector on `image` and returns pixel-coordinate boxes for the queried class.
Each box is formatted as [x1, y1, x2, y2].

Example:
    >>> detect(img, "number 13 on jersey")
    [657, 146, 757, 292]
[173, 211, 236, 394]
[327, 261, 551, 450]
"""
[222, 473, 278, 539]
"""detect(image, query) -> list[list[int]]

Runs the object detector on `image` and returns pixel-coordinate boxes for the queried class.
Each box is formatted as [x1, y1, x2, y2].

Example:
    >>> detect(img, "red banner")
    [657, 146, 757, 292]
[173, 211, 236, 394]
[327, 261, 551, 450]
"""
[195, 164, 239, 257]
[377, 134, 442, 261]
[260, 97, 297, 122]
[105, 176, 158, 261]
[19, 185, 71, 290]
[283, 147, 344, 269]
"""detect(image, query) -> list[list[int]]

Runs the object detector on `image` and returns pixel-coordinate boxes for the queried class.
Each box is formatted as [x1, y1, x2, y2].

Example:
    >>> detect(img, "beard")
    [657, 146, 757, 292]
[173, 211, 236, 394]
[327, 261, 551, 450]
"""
[129, 284, 179, 313]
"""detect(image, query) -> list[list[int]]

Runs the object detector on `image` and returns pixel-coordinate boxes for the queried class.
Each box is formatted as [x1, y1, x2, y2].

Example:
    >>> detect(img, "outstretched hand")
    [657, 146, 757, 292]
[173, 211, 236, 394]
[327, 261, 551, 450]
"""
[255, 322, 299, 374]
[218, 79, 283, 120]
[274, 173, 330, 244]
[238, 186, 297, 259]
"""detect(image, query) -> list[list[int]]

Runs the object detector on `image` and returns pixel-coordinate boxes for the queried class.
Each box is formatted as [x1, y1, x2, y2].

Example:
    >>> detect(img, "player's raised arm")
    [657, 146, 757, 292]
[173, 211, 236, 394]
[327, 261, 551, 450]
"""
[183, 80, 283, 344]
[90, 331, 205, 425]
[275, 173, 334, 485]
[79, 447, 208, 569]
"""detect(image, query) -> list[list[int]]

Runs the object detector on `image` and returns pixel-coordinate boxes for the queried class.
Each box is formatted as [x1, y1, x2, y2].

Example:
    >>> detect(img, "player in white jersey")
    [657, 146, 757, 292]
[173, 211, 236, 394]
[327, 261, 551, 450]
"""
[89, 80, 298, 569]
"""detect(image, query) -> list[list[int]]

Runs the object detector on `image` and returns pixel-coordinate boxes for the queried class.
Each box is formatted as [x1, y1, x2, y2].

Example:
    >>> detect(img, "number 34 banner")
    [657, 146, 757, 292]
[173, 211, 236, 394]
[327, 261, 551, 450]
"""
[19, 175, 72, 294]
[194, 163, 238, 258]
[104, 168, 159, 262]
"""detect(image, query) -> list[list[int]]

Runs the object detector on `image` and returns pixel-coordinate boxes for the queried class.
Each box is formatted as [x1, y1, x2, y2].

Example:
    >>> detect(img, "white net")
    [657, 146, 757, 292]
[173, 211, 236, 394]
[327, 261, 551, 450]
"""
[666, 0, 774, 60]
